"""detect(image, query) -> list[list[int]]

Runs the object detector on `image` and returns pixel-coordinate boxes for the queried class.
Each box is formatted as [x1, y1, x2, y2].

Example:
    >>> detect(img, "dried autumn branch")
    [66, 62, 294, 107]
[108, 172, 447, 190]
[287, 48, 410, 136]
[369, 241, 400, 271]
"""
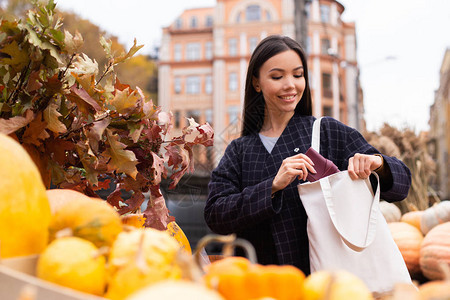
[0, 0, 214, 230]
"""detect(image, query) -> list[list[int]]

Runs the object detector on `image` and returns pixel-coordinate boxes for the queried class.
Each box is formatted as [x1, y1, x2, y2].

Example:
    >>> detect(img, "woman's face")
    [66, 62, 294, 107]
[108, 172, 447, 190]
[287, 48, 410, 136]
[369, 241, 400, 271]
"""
[252, 50, 305, 116]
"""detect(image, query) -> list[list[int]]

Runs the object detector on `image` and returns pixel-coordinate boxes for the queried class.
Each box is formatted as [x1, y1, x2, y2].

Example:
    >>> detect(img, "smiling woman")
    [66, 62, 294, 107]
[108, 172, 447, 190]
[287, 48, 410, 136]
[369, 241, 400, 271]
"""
[204, 35, 412, 279]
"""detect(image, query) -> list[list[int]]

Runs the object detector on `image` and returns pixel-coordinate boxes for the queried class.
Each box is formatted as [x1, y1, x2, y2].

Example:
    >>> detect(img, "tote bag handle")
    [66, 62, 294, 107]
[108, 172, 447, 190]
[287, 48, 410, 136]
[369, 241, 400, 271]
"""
[311, 117, 380, 251]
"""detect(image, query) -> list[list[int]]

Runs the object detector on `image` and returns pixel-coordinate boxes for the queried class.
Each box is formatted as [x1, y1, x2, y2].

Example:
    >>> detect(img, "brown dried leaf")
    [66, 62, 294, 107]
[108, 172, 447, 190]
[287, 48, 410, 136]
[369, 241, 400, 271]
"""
[44, 102, 67, 134]
[22, 112, 49, 146]
[143, 194, 172, 230]
[0, 109, 34, 135]
[103, 129, 138, 179]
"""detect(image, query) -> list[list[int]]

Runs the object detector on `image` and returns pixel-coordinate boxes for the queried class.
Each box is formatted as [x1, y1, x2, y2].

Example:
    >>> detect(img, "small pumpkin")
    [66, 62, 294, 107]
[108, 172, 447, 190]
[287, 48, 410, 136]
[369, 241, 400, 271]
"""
[388, 222, 424, 277]
[419, 222, 450, 280]
[126, 280, 225, 300]
[420, 201, 450, 235]
[204, 256, 305, 300]
[418, 280, 450, 300]
[121, 214, 192, 255]
[379, 201, 402, 222]
[401, 210, 423, 231]
[302, 270, 373, 300]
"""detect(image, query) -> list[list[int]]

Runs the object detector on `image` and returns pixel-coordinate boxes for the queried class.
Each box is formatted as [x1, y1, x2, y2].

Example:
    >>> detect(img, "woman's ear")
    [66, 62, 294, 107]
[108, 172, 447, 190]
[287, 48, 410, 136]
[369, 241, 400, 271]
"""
[252, 76, 261, 93]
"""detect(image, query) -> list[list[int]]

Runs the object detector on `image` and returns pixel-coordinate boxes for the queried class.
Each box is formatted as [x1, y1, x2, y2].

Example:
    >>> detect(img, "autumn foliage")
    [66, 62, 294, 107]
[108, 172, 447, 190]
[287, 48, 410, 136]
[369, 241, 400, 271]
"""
[0, 0, 213, 230]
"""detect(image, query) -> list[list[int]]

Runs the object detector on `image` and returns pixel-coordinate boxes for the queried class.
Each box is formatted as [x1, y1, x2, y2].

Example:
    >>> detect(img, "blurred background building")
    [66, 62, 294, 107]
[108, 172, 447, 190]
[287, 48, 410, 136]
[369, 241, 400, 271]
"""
[158, 0, 362, 163]
[429, 48, 450, 200]
[158, 0, 363, 249]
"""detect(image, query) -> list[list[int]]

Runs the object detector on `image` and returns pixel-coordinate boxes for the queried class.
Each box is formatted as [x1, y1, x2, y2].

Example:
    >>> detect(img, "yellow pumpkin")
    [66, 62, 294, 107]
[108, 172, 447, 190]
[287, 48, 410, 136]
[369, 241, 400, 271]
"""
[121, 214, 192, 255]
[49, 196, 123, 248]
[0, 133, 51, 258]
[126, 280, 224, 300]
[36, 236, 106, 296]
[302, 270, 373, 300]
[388, 222, 424, 277]
[107, 228, 183, 295]
[46, 188, 93, 215]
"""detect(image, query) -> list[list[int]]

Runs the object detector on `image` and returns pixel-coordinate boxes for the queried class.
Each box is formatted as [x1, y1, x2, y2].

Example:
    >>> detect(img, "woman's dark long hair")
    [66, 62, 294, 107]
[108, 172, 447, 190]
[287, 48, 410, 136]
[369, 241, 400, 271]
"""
[241, 35, 312, 136]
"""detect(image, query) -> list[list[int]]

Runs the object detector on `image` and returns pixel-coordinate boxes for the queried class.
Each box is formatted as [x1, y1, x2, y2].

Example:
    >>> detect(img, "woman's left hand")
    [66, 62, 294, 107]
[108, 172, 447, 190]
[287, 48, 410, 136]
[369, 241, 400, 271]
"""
[347, 153, 383, 180]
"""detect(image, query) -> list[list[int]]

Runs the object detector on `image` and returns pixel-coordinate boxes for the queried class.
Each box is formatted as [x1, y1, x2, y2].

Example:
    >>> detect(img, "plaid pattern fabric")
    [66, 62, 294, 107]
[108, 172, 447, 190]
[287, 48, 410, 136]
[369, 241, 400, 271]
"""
[205, 114, 411, 275]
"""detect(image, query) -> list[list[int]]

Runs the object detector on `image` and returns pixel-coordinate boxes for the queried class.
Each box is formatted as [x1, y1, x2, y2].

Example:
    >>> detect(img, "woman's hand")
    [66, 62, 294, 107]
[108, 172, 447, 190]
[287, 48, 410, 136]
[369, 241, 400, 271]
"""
[272, 153, 316, 194]
[348, 153, 383, 180]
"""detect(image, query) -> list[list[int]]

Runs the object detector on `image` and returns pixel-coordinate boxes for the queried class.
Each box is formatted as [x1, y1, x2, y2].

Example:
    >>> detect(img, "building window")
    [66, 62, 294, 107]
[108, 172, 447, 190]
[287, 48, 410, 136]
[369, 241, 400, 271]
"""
[320, 4, 330, 23]
[186, 109, 201, 124]
[321, 38, 330, 55]
[228, 38, 238, 56]
[174, 77, 182, 94]
[305, 36, 311, 54]
[190, 16, 198, 28]
[322, 73, 332, 98]
[246, 5, 261, 21]
[174, 44, 182, 61]
[186, 43, 201, 61]
[186, 76, 200, 94]
[205, 109, 213, 126]
[228, 105, 240, 124]
[229, 72, 238, 91]
[323, 105, 332, 117]
[175, 18, 182, 29]
[265, 10, 271, 21]
[205, 15, 213, 27]
[249, 37, 258, 54]
[174, 111, 181, 128]
[236, 12, 242, 23]
[305, 2, 310, 19]
[205, 75, 212, 94]
[205, 41, 213, 59]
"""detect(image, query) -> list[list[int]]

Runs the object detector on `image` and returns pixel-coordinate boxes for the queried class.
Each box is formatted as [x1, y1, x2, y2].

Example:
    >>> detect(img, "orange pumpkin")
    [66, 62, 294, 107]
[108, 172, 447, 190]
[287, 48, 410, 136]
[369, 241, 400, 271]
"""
[401, 210, 423, 231]
[418, 280, 450, 299]
[388, 222, 424, 278]
[204, 256, 305, 300]
[419, 222, 450, 280]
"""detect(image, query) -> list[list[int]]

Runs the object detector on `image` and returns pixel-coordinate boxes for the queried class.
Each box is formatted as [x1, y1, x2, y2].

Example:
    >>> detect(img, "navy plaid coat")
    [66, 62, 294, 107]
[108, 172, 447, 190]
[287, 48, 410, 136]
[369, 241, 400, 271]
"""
[205, 114, 411, 275]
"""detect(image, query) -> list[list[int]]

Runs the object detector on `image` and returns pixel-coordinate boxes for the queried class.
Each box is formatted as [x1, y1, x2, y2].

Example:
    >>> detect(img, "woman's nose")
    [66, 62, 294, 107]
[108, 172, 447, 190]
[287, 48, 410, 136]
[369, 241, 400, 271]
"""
[283, 78, 295, 89]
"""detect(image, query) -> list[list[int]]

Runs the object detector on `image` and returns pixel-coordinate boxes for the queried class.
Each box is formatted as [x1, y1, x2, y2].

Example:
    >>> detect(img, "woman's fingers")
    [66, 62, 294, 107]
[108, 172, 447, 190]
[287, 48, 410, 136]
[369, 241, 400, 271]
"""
[348, 154, 376, 179]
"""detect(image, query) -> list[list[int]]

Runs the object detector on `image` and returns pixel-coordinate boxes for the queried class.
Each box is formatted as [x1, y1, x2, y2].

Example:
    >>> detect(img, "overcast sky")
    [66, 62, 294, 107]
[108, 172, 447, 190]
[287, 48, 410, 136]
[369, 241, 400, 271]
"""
[57, 0, 450, 133]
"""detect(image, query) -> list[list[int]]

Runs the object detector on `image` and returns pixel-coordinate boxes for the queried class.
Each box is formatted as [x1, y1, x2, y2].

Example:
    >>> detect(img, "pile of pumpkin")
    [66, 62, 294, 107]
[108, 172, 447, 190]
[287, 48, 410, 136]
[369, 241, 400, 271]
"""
[2, 131, 450, 300]
[379, 200, 450, 299]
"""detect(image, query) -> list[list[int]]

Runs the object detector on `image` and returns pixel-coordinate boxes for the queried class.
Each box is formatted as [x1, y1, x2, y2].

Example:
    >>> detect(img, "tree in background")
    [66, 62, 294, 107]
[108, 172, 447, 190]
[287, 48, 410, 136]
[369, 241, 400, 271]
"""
[1, 0, 158, 102]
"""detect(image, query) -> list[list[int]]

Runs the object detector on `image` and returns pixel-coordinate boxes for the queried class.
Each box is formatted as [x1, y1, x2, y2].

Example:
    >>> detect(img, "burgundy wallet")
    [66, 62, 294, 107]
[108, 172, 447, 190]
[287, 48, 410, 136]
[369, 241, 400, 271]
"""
[305, 147, 340, 182]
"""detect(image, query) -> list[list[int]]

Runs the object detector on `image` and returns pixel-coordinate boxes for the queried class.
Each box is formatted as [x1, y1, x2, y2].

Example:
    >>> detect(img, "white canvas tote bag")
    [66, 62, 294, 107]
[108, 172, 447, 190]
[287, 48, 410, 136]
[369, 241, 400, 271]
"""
[298, 118, 412, 293]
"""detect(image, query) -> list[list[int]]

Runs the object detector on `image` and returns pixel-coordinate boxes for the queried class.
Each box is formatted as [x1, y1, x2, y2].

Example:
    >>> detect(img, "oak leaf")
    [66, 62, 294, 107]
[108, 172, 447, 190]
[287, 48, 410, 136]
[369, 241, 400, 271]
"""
[0, 40, 29, 70]
[0, 109, 34, 134]
[44, 102, 67, 134]
[103, 129, 138, 179]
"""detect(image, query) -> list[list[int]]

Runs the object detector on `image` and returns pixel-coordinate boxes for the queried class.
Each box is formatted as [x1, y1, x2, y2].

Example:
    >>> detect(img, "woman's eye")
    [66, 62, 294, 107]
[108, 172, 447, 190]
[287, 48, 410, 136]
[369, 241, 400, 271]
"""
[271, 76, 282, 80]
[294, 74, 304, 78]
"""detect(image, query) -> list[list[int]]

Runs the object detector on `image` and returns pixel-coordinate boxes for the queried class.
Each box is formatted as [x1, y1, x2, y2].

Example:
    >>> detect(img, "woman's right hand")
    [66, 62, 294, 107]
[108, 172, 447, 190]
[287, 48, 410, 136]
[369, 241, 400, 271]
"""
[271, 153, 316, 195]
